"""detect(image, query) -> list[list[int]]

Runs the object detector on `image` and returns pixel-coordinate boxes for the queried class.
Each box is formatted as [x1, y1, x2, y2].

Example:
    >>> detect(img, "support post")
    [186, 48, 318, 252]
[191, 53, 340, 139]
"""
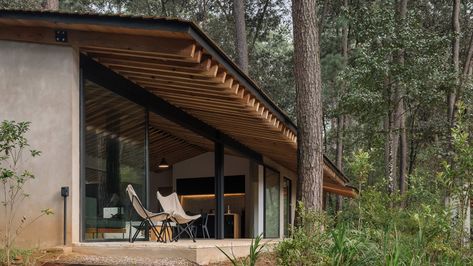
[215, 141, 224, 239]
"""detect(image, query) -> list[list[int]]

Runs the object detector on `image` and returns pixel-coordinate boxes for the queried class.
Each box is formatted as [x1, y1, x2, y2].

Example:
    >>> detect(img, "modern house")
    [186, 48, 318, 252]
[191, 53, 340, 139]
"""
[0, 9, 356, 251]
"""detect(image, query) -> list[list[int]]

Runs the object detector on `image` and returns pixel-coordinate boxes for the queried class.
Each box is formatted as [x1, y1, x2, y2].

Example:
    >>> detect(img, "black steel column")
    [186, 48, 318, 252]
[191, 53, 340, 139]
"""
[145, 109, 150, 208]
[215, 141, 224, 239]
[144, 109, 150, 240]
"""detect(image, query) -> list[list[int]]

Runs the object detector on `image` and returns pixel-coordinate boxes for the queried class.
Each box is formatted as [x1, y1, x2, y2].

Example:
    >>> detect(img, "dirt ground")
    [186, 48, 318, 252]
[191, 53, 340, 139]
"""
[41, 253, 194, 265]
[207, 252, 277, 266]
[25, 251, 276, 266]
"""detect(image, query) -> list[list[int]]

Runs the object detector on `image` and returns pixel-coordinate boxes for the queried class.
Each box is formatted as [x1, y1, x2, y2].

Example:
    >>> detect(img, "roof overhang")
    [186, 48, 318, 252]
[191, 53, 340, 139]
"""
[0, 9, 357, 198]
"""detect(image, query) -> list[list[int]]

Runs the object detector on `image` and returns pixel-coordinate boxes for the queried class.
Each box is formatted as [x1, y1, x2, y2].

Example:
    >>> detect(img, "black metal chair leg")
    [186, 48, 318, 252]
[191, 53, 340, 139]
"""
[128, 215, 133, 242]
[186, 225, 196, 242]
[172, 221, 197, 242]
[155, 220, 167, 243]
[148, 220, 167, 243]
[131, 220, 145, 242]
[203, 225, 210, 239]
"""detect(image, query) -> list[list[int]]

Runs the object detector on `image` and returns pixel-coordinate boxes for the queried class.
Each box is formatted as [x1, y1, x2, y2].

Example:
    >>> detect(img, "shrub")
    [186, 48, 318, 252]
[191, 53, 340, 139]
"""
[276, 203, 331, 265]
[0, 121, 53, 266]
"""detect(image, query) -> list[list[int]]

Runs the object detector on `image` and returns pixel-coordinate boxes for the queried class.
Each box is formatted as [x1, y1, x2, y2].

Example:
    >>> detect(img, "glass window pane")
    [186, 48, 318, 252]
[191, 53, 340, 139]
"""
[264, 167, 280, 238]
[83, 80, 146, 241]
[283, 177, 292, 237]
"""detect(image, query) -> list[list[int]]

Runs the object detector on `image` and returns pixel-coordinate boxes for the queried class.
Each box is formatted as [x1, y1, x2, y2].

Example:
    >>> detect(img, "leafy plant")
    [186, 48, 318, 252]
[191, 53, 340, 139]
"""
[0, 121, 53, 266]
[276, 203, 332, 265]
[217, 234, 266, 266]
[347, 149, 373, 229]
[330, 223, 359, 266]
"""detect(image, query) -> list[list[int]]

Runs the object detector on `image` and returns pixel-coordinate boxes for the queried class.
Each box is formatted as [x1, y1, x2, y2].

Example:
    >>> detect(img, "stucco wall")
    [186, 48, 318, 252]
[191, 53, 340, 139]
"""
[0, 40, 79, 248]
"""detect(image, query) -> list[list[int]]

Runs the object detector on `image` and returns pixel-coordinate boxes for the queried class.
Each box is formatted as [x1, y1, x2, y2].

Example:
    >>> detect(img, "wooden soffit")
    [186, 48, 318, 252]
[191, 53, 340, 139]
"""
[0, 10, 356, 197]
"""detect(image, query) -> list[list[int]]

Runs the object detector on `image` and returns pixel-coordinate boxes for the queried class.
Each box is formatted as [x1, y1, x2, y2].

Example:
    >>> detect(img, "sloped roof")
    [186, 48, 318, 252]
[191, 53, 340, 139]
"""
[0, 9, 357, 197]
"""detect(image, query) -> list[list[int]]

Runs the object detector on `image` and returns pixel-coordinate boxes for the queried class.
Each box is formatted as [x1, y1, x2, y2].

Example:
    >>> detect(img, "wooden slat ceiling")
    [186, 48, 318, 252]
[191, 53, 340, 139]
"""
[0, 12, 356, 197]
[83, 46, 298, 171]
[85, 80, 349, 191]
[84, 47, 348, 187]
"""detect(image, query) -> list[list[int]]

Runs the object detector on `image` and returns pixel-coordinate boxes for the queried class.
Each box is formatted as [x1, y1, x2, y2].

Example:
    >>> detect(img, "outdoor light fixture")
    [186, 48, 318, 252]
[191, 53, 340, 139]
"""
[158, 158, 170, 169]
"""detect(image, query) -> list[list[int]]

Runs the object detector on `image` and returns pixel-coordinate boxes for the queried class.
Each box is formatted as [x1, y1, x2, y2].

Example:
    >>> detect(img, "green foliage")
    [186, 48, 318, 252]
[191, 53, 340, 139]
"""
[0, 121, 52, 266]
[276, 203, 332, 265]
[0, 248, 34, 265]
[217, 234, 266, 266]
[277, 197, 471, 265]
[436, 101, 473, 247]
[347, 149, 373, 187]
[277, 144, 473, 265]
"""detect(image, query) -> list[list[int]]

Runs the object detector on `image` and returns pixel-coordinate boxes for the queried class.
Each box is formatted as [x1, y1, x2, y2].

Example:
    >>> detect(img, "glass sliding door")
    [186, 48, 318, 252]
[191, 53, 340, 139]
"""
[283, 177, 292, 237]
[82, 80, 146, 241]
[264, 167, 280, 238]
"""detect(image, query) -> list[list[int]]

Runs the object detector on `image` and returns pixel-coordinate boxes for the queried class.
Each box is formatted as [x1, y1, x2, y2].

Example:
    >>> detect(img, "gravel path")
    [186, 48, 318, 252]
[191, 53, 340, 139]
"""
[44, 253, 197, 266]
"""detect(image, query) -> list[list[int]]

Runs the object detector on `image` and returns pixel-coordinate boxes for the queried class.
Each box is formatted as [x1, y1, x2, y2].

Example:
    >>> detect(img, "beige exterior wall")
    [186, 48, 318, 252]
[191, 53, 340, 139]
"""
[0, 40, 80, 248]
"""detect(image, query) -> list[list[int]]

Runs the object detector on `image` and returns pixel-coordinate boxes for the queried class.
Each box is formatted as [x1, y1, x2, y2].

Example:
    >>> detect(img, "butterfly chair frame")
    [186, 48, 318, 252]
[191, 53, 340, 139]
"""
[170, 216, 198, 242]
[157, 192, 200, 243]
[128, 193, 171, 243]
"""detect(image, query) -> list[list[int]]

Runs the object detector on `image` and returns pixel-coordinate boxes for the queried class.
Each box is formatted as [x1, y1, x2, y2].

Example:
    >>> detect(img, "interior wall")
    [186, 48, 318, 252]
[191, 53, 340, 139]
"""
[148, 169, 172, 212]
[172, 152, 250, 180]
[0, 40, 79, 247]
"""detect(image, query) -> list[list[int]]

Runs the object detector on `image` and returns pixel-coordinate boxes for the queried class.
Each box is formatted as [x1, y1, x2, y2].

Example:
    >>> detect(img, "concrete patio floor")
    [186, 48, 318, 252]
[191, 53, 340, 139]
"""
[72, 239, 278, 265]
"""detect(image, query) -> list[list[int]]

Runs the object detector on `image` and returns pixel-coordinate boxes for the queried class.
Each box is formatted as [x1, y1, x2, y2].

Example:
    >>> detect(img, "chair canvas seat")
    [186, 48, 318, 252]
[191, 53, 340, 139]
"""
[126, 185, 170, 243]
[157, 191, 201, 242]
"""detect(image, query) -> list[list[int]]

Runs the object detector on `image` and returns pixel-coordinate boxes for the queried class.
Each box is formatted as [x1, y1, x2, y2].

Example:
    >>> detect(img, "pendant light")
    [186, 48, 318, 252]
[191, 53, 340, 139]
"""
[158, 158, 170, 169]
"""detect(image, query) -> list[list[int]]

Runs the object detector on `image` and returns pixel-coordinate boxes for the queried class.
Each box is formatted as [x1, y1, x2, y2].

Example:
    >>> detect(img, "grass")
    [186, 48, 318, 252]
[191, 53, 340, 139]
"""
[0, 248, 34, 265]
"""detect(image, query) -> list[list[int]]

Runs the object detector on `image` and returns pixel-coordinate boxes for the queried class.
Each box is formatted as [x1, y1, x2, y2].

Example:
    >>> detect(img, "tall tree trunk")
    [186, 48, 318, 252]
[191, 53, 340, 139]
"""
[385, 74, 398, 194]
[42, 0, 59, 10]
[397, 0, 408, 195]
[449, 0, 460, 127]
[449, 0, 470, 246]
[445, 0, 461, 208]
[386, 117, 398, 194]
[233, 0, 249, 74]
[318, 0, 329, 38]
[335, 116, 344, 172]
[293, 0, 324, 212]
[335, 115, 344, 211]
[336, 0, 349, 212]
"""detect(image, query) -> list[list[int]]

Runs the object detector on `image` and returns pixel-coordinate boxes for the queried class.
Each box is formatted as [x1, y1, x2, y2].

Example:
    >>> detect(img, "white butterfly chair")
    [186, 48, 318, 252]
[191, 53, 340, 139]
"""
[126, 185, 170, 243]
[157, 191, 201, 242]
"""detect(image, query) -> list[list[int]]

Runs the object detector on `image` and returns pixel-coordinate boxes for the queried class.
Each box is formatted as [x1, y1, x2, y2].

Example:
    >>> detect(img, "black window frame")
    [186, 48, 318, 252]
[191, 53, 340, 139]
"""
[79, 62, 150, 243]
